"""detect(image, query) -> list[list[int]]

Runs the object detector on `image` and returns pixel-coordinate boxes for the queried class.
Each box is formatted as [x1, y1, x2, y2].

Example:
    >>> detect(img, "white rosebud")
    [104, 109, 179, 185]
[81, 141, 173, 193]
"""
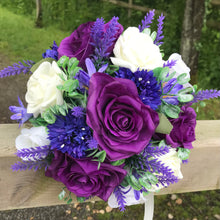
[25, 61, 65, 118]
[16, 126, 50, 161]
[167, 53, 193, 89]
[111, 27, 163, 72]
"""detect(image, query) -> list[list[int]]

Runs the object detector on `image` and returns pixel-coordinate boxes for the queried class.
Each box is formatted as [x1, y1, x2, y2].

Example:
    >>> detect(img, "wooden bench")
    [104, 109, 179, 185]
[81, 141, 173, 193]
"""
[0, 120, 220, 211]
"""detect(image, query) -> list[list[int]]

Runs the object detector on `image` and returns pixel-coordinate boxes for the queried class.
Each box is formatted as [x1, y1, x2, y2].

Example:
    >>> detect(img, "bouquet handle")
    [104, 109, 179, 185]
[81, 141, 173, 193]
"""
[144, 193, 154, 220]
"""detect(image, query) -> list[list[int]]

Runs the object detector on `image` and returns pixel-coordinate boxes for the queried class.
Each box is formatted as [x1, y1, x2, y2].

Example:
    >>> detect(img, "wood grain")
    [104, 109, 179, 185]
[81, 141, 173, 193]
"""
[0, 121, 220, 210]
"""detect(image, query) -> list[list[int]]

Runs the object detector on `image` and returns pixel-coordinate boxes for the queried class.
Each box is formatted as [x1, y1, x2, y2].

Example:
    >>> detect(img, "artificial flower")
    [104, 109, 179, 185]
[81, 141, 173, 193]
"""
[25, 61, 65, 118]
[45, 150, 127, 201]
[111, 27, 163, 72]
[86, 72, 159, 161]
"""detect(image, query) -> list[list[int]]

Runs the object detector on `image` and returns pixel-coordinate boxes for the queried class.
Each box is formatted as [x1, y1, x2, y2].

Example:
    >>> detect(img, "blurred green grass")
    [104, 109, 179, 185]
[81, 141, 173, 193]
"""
[0, 7, 69, 62]
[0, 5, 220, 220]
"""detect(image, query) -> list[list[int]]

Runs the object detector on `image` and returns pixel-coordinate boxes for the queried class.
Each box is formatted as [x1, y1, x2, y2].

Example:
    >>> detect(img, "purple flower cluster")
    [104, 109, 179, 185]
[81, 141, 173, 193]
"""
[0, 60, 34, 78]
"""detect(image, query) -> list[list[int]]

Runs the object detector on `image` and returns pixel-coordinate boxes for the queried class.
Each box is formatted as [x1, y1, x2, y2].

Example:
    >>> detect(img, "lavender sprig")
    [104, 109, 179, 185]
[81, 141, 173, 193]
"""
[11, 160, 49, 172]
[0, 60, 34, 78]
[113, 186, 128, 211]
[163, 59, 177, 69]
[16, 145, 50, 161]
[190, 89, 220, 104]
[139, 10, 155, 32]
[90, 16, 120, 59]
[154, 14, 165, 46]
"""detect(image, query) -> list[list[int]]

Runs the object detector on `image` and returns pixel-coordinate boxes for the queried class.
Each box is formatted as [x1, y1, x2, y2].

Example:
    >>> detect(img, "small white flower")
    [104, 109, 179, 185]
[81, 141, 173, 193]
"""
[16, 126, 50, 161]
[166, 53, 193, 89]
[25, 61, 65, 118]
[110, 27, 163, 72]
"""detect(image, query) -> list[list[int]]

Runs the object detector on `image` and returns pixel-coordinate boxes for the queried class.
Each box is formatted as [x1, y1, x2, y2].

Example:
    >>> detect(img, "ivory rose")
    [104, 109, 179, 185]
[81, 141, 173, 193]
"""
[111, 27, 163, 72]
[25, 61, 65, 117]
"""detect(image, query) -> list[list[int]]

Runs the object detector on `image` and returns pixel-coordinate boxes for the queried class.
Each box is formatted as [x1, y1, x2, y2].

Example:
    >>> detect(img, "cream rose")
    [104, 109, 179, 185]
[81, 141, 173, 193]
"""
[110, 27, 163, 72]
[25, 61, 65, 117]
[16, 126, 50, 161]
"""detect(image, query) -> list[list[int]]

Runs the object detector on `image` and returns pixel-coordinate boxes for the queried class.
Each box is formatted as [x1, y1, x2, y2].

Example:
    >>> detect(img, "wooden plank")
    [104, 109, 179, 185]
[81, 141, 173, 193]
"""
[0, 121, 220, 210]
[211, 0, 220, 6]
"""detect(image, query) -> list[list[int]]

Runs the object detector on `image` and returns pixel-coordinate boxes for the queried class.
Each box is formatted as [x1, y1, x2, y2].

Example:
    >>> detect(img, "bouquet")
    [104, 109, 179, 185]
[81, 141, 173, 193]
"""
[2, 9, 220, 214]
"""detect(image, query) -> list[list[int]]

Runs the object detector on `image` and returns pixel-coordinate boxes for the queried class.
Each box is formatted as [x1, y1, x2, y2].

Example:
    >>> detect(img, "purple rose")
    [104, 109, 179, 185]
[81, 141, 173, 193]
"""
[166, 106, 196, 149]
[45, 150, 127, 201]
[58, 21, 94, 70]
[86, 73, 159, 161]
[58, 19, 123, 70]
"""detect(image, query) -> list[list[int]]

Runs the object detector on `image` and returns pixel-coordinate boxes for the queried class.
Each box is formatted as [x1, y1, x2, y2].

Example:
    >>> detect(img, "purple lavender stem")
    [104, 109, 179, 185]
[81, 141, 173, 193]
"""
[0, 60, 34, 78]
[163, 59, 177, 69]
[139, 10, 155, 32]
[154, 13, 165, 46]
[11, 160, 49, 172]
[190, 89, 220, 104]
[16, 145, 50, 161]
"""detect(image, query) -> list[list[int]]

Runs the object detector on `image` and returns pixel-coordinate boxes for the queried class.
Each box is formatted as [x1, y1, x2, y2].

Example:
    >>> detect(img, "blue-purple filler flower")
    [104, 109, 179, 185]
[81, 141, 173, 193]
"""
[0, 60, 34, 78]
[115, 67, 162, 110]
[9, 96, 32, 127]
[42, 41, 59, 60]
[47, 109, 97, 158]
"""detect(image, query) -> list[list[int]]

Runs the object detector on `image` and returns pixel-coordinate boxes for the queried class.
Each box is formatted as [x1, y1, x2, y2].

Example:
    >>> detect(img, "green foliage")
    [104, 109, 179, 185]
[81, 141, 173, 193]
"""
[29, 116, 48, 127]
[177, 148, 191, 160]
[155, 113, 173, 134]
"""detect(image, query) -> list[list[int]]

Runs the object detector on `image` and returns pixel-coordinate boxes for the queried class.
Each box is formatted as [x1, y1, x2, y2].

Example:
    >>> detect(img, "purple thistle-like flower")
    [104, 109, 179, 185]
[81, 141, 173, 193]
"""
[71, 106, 85, 118]
[11, 160, 49, 172]
[0, 60, 34, 78]
[42, 41, 59, 60]
[115, 67, 162, 110]
[154, 14, 165, 46]
[139, 10, 155, 32]
[9, 96, 33, 127]
[91, 16, 120, 59]
[190, 89, 220, 104]
[113, 186, 128, 211]
[47, 110, 97, 158]
[16, 145, 50, 161]
[163, 59, 177, 69]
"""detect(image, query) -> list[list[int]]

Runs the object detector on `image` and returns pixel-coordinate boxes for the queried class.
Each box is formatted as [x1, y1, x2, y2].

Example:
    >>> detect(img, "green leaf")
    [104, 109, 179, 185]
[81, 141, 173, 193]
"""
[176, 73, 190, 85]
[178, 94, 194, 103]
[159, 67, 170, 81]
[42, 109, 56, 124]
[142, 191, 150, 196]
[77, 196, 86, 203]
[58, 189, 66, 200]
[29, 116, 48, 127]
[94, 150, 106, 163]
[153, 67, 163, 79]
[178, 87, 193, 94]
[58, 105, 67, 116]
[142, 28, 151, 35]
[57, 56, 69, 69]
[120, 177, 129, 187]
[163, 71, 176, 82]
[159, 139, 166, 147]
[111, 159, 125, 166]
[177, 148, 190, 160]
[56, 85, 63, 90]
[199, 101, 206, 107]
[67, 198, 73, 204]
[127, 175, 142, 190]
[30, 58, 55, 73]
[68, 57, 79, 72]
[163, 104, 180, 119]
[155, 113, 173, 134]
[63, 79, 79, 92]
[143, 172, 158, 185]
[150, 31, 157, 41]
[139, 177, 152, 190]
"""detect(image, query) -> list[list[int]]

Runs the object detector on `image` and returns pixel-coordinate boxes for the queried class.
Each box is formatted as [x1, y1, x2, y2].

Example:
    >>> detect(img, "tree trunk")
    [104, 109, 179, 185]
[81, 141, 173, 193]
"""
[180, 0, 205, 83]
[35, 0, 43, 28]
